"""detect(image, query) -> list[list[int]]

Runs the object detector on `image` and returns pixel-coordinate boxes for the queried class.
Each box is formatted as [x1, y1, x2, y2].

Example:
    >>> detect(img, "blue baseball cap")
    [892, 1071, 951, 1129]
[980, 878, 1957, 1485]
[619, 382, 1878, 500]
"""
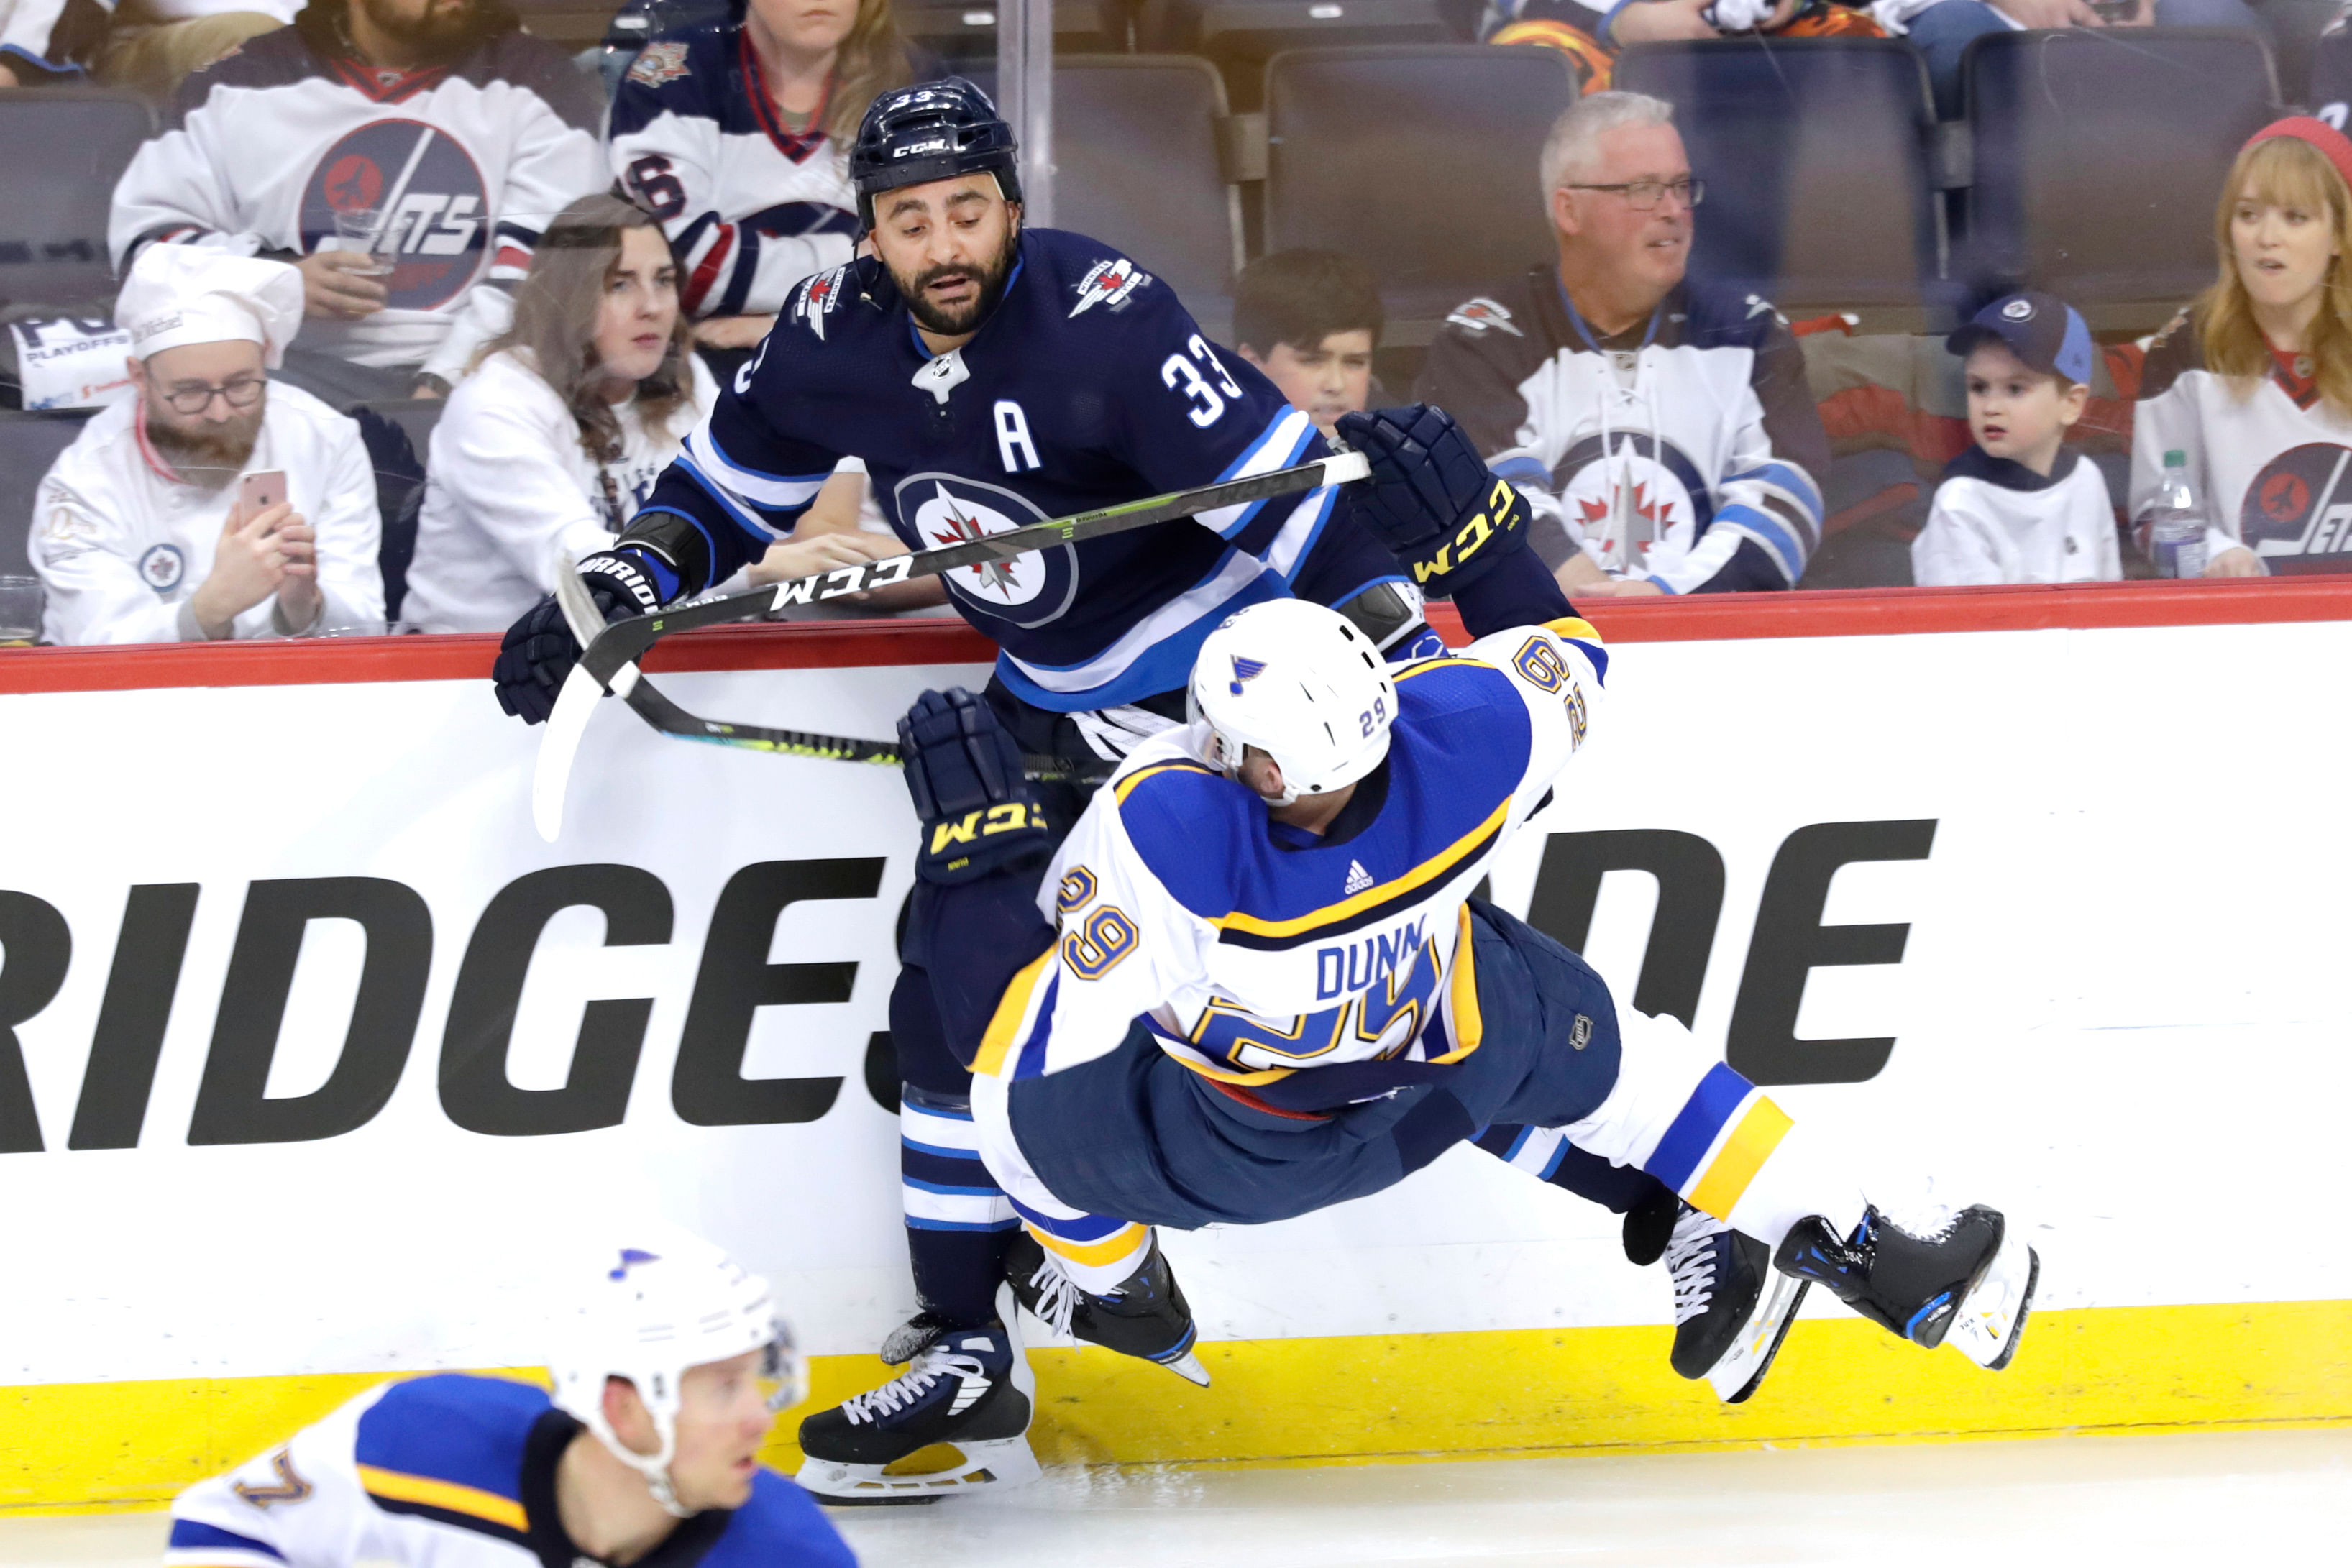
[1947, 291, 2094, 388]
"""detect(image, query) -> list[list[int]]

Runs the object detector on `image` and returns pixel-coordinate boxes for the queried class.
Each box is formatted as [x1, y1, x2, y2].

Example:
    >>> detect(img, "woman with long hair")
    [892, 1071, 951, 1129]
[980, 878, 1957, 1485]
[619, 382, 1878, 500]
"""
[607, 0, 918, 359]
[401, 193, 895, 631]
[2133, 116, 2352, 578]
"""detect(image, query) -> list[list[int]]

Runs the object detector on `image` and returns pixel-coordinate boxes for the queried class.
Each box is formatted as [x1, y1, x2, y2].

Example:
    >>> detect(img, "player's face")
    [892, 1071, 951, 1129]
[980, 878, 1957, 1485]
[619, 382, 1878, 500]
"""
[1240, 329, 1375, 438]
[138, 340, 268, 472]
[1553, 121, 1692, 303]
[594, 226, 681, 391]
[871, 175, 1022, 342]
[2232, 180, 2340, 314]
[1963, 341, 2082, 472]
[747, 0, 859, 55]
[664, 1349, 776, 1511]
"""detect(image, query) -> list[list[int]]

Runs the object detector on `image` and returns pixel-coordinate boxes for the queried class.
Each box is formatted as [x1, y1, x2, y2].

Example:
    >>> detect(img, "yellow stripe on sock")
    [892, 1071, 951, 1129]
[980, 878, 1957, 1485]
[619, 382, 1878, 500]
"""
[1685, 1096, 1793, 1221]
[1028, 1221, 1150, 1270]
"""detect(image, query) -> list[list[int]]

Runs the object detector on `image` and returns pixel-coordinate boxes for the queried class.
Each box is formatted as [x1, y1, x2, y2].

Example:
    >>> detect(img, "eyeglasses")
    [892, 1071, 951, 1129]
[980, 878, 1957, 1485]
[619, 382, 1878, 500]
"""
[152, 375, 266, 416]
[1566, 178, 1706, 212]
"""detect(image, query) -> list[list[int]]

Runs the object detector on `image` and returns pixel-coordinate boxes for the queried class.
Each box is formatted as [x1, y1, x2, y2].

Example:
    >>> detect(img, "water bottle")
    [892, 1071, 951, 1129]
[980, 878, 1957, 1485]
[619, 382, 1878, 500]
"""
[2143, 450, 2210, 580]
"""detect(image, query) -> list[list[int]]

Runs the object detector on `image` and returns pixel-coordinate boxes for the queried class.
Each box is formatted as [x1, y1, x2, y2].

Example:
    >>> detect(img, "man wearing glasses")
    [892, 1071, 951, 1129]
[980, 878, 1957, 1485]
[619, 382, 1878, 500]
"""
[28, 247, 383, 644]
[1417, 90, 1829, 599]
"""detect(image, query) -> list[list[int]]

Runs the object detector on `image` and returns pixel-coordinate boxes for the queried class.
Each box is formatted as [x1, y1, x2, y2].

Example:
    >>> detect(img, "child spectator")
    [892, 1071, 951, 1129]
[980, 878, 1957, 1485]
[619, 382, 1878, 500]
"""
[401, 193, 898, 632]
[109, 0, 607, 407]
[1913, 290, 2120, 587]
[1230, 248, 1381, 441]
[29, 247, 383, 643]
[607, 0, 916, 359]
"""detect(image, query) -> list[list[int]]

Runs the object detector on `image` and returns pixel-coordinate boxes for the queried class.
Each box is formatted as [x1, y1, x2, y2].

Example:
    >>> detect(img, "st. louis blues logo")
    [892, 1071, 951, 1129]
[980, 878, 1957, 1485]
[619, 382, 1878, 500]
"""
[1227, 655, 1266, 695]
[1070, 257, 1150, 317]
[300, 119, 488, 313]
[892, 472, 1079, 627]
[608, 1247, 660, 1280]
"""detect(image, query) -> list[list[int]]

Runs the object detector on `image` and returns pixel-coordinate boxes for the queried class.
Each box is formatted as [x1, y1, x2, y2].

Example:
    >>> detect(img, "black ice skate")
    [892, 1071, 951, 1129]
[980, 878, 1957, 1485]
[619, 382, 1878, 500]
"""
[1005, 1229, 1212, 1386]
[1775, 1203, 2038, 1370]
[795, 1290, 1039, 1504]
[1662, 1204, 1808, 1404]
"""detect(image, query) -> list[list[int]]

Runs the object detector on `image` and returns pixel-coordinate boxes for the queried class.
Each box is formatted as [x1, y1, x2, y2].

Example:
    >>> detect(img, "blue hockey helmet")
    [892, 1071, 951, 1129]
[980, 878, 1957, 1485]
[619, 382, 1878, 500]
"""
[849, 77, 1023, 231]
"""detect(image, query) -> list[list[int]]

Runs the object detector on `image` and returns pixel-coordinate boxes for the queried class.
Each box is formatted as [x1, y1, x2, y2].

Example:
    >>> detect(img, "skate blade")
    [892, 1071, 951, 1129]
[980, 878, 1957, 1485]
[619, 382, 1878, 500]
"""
[795, 1436, 1043, 1506]
[1946, 1232, 2039, 1370]
[1708, 1274, 1810, 1405]
[1161, 1349, 1212, 1387]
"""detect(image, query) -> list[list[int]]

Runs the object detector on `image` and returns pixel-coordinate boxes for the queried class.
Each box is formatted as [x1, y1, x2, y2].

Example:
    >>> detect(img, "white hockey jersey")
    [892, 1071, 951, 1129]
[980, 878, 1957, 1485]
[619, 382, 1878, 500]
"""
[2131, 311, 2352, 573]
[29, 380, 383, 643]
[110, 14, 607, 380]
[605, 26, 859, 321]
[165, 1373, 856, 1568]
[401, 347, 717, 632]
[1416, 269, 1830, 593]
[1912, 446, 2120, 587]
[974, 615, 1606, 1114]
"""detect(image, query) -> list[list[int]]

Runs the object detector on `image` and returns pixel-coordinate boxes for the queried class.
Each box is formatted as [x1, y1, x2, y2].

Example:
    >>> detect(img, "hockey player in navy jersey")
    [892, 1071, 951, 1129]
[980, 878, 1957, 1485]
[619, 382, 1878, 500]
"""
[492, 80, 1747, 1500]
[963, 413, 2038, 1413]
[163, 1237, 855, 1568]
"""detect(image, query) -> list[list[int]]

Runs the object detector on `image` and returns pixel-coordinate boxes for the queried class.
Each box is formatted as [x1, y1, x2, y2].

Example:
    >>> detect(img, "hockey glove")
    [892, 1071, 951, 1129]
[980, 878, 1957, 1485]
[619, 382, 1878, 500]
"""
[898, 687, 1053, 884]
[490, 550, 664, 725]
[1337, 404, 1531, 599]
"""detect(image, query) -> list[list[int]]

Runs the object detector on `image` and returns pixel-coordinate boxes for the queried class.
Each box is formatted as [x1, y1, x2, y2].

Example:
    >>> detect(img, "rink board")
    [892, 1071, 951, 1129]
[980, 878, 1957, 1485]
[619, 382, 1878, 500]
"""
[0, 581, 2348, 1510]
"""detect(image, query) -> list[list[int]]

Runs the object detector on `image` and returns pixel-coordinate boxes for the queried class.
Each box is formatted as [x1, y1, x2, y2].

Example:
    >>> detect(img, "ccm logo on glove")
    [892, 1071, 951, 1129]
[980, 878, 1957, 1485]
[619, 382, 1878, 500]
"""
[1411, 478, 1526, 586]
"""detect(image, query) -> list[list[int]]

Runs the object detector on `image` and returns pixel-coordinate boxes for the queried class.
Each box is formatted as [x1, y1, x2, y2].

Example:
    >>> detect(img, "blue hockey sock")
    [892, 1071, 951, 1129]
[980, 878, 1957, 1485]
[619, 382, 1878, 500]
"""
[900, 1084, 1020, 1326]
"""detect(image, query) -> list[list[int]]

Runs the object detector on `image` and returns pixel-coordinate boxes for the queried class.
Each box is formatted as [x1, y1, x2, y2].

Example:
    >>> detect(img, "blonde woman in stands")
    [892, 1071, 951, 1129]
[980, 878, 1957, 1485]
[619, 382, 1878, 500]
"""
[2133, 116, 2352, 577]
[402, 193, 896, 633]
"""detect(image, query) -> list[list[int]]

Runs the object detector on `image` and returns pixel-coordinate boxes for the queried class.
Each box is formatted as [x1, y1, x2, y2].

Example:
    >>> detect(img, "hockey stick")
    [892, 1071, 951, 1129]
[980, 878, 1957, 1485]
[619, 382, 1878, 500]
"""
[531, 448, 1369, 840]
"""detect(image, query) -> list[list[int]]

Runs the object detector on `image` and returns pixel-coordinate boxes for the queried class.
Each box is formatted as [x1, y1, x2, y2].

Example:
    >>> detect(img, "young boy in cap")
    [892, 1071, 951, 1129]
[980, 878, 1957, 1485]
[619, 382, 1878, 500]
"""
[1912, 290, 2121, 587]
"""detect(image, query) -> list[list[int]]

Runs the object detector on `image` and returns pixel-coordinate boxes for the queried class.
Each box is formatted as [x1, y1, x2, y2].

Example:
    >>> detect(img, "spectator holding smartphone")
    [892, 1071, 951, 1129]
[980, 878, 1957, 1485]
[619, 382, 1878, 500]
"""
[28, 247, 383, 643]
[402, 193, 901, 631]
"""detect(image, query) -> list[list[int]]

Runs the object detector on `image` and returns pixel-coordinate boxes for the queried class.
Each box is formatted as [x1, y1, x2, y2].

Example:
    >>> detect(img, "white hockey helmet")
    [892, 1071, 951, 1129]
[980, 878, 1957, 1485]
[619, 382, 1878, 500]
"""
[547, 1234, 803, 1516]
[1189, 599, 1396, 804]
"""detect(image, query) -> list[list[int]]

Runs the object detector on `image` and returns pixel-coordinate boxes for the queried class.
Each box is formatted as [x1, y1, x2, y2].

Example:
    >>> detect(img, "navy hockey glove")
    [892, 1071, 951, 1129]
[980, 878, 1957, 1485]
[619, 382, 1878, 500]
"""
[490, 551, 664, 725]
[1337, 404, 1531, 597]
[899, 688, 1053, 884]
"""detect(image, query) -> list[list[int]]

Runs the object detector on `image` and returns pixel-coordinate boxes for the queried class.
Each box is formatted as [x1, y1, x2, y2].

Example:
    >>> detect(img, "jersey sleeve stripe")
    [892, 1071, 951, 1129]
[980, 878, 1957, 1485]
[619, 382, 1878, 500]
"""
[1195, 407, 1314, 540]
[684, 222, 736, 316]
[1112, 759, 1220, 804]
[1263, 481, 1338, 582]
[165, 1524, 284, 1562]
[675, 456, 786, 544]
[682, 427, 831, 509]
[354, 1466, 528, 1533]
[1422, 906, 1483, 1063]
[973, 946, 1057, 1078]
[1727, 459, 1825, 523]
[1541, 616, 1611, 683]
[1216, 799, 1508, 944]
[1713, 505, 1805, 584]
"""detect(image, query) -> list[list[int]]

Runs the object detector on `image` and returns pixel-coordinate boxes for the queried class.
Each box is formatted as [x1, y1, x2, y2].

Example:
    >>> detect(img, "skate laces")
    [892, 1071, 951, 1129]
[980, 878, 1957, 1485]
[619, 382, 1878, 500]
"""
[1664, 1207, 1731, 1326]
[839, 1345, 988, 1426]
[1027, 1255, 1081, 1339]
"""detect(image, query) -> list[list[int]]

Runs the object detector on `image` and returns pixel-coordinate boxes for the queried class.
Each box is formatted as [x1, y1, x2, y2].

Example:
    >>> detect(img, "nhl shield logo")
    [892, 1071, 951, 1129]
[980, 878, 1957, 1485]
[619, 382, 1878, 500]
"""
[301, 119, 489, 313]
[138, 542, 185, 593]
[894, 472, 1079, 627]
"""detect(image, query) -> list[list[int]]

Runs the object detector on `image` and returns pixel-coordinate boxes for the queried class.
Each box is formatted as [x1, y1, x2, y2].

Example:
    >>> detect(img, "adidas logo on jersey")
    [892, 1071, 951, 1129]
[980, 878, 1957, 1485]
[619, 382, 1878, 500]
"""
[1343, 860, 1374, 895]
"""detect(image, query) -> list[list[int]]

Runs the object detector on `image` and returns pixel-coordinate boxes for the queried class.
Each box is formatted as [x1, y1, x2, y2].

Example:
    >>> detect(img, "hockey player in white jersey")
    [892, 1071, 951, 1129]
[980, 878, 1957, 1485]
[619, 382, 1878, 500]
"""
[163, 1236, 855, 1568]
[964, 407, 2039, 1406]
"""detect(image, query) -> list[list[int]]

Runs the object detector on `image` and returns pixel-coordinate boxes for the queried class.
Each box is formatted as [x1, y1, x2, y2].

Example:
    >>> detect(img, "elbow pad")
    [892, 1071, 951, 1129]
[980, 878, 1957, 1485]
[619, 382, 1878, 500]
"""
[613, 508, 718, 600]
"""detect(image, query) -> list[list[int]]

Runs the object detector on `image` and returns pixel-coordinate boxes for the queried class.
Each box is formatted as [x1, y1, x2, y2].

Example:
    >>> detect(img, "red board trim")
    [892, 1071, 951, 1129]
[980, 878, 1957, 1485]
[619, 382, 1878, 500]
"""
[2, 579, 2345, 697]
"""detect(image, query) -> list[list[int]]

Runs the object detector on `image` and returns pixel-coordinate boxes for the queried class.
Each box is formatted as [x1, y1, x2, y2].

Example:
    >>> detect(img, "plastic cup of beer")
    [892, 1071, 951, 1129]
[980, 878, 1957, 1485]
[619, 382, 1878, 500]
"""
[332, 208, 395, 278]
[0, 576, 43, 646]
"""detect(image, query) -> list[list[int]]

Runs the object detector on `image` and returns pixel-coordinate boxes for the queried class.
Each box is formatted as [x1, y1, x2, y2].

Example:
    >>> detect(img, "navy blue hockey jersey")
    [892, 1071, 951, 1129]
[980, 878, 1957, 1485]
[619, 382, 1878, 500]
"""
[633, 227, 1408, 711]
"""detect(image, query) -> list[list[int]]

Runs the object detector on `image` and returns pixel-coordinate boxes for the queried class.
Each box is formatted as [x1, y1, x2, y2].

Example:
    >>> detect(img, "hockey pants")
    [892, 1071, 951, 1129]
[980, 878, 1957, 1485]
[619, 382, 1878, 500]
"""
[971, 901, 1860, 1292]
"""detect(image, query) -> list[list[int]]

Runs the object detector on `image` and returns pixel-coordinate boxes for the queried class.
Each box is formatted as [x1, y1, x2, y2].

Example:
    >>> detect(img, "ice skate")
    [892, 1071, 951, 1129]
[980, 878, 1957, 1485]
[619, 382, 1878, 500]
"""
[1005, 1229, 1211, 1386]
[795, 1288, 1040, 1505]
[1662, 1204, 1808, 1404]
[1775, 1203, 2038, 1370]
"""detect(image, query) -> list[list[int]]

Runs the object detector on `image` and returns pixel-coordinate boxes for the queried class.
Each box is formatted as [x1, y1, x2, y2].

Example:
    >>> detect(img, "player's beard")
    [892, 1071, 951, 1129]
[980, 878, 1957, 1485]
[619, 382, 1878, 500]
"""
[352, 0, 481, 60]
[146, 401, 265, 483]
[897, 224, 1021, 340]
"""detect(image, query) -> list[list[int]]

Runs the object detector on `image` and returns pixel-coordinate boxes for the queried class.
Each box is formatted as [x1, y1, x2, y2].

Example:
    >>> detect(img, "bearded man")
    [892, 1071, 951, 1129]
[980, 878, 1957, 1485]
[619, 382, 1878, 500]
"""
[29, 248, 383, 643]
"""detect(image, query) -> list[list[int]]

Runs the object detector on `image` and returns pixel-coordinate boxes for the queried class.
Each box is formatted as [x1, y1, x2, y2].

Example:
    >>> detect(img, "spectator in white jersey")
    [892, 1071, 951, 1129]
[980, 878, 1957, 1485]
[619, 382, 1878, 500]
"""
[28, 247, 383, 643]
[1416, 91, 1829, 597]
[1913, 290, 2120, 587]
[608, 0, 916, 358]
[109, 0, 606, 408]
[402, 194, 900, 631]
[1231, 248, 1381, 441]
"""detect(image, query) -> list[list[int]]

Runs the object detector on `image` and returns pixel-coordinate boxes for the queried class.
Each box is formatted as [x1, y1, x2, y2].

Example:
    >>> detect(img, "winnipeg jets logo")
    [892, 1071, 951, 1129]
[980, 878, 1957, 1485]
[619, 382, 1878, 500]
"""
[1227, 654, 1266, 695]
[923, 485, 1023, 597]
[794, 265, 846, 341]
[894, 473, 1076, 625]
[1070, 257, 1150, 317]
[626, 40, 690, 88]
[1556, 432, 1708, 568]
[1445, 297, 1522, 336]
[1343, 860, 1375, 896]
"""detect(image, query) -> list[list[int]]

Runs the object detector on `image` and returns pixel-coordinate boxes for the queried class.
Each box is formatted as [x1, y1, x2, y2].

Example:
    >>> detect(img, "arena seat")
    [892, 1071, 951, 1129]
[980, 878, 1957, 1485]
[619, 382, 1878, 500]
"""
[898, 0, 1135, 63]
[0, 91, 154, 314]
[1960, 28, 2278, 326]
[1140, 0, 1460, 107]
[1611, 38, 1941, 319]
[0, 411, 94, 582]
[2307, 24, 2352, 119]
[1263, 45, 1575, 340]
